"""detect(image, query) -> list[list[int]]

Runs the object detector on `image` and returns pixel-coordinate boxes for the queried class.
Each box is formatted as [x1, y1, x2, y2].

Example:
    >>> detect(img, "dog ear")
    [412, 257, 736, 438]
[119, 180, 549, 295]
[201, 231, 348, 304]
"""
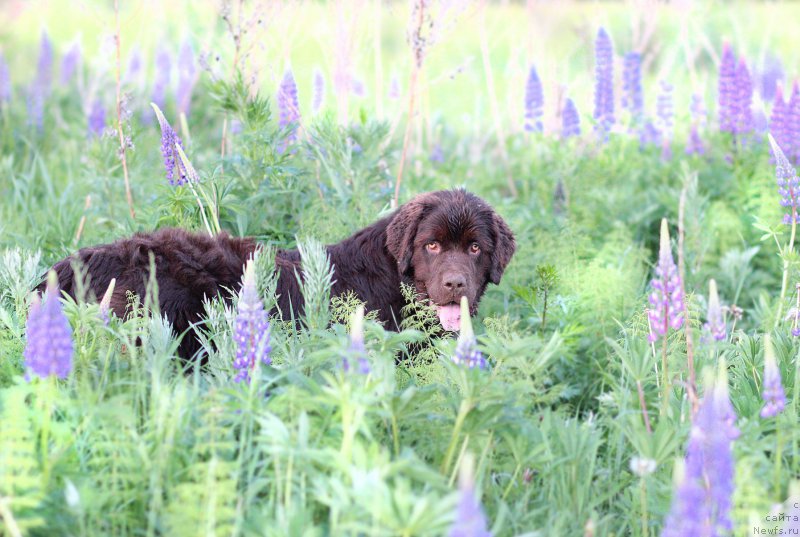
[489, 211, 516, 284]
[386, 195, 431, 275]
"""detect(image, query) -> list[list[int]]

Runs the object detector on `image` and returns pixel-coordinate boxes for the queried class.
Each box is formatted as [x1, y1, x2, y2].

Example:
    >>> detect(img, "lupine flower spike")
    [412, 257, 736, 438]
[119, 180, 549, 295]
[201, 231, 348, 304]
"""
[24, 271, 73, 380]
[760, 334, 786, 418]
[278, 69, 301, 134]
[99, 278, 116, 325]
[88, 98, 106, 138]
[768, 133, 799, 225]
[736, 57, 754, 136]
[312, 68, 325, 114]
[647, 219, 684, 343]
[621, 52, 643, 122]
[704, 279, 726, 341]
[233, 260, 272, 384]
[343, 305, 370, 374]
[0, 53, 10, 104]
[718, 43, 738, 135]
[661, 362, 739, 536]
[151, 102, 188, 186]
[523, 65, 543, 133]
[449, 453, 492, 537]
[791, 283, 800, 337]
[593, 28, 615, 140]
[562, 98, 581, 139]
[60, 43, 81, 85]
[452, 296, 486, 369]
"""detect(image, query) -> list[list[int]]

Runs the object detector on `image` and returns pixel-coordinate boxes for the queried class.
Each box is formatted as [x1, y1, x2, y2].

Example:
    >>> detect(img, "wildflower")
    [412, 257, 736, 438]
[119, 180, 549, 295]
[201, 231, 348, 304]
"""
[350, 78, 366, 97]
[662, 362, 739, 537]
[36, 31, 53, 96]
[523, 65, 543, 133]
[718, 43, 738, 134]
[277, 69, 301, 143]
[593, 28, 615, 139]
[87, 97, 106, 138]
[767, 133, 800, 225]
[24, 271, 73, 380]
[176, 40, 196, 116]
[704, 279, 726, 341]
[647, 219, 684, 343]
[639, 119, 660, 148]
[151, 103, 187, 185]
[99, 278, 116, 325]
[736, 57, 754, 135]
[759, 54, 784, 103]
[343, 305, 370, 374]
[449, 453, 492, 537]
[312, 68, 325, 113]
[629, 456, 657, 477]
[430, 143, 445, 163]
[789, 82, 800, 165]
[656, 80, 674, 159]
[151, 47, 171, 110]
[760, 334, 786, 418]
[233, 260, 272, 383]
[60, 43, 81, 85]
[561, 98, 580, 139]
[686, 125, 704, 156]
[770, 84, 789, 160]
[0, 53, 10, 103]
[621, 52, 643, 120]
[388, 75, 401, 99]
[452, 297, 486, 369]
[125, 48, 143, 85]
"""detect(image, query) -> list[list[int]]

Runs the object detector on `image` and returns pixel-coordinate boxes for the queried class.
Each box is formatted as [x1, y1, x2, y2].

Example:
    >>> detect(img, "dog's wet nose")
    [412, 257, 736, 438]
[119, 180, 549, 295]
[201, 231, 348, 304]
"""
[443, 272, 467, 291]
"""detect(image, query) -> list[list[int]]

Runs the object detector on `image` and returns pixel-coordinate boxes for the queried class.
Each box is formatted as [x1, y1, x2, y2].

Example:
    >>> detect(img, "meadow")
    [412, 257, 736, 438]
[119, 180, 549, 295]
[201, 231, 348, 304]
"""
[2, 1, 800, 535]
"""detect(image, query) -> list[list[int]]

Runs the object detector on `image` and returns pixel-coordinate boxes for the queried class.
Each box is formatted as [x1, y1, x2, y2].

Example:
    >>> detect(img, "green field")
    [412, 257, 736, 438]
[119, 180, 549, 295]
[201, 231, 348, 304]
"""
[1, 1, 800, 536]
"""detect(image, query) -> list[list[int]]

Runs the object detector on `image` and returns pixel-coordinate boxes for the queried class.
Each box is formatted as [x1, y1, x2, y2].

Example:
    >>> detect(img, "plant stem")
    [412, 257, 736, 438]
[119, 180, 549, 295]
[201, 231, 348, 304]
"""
[113, 0, 135, 219]
[660, 333, 669, 416]
[540, 289, 548, 332]
[775, 420, 784, 499]
[441, 399, 471, 475]
[636, 380, 652, 434]
[678, 185, 698, 412]
[639, 477, 649, 537]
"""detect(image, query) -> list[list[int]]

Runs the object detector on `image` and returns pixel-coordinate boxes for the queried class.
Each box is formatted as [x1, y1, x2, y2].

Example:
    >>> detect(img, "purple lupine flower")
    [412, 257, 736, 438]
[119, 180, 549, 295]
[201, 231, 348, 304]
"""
[760, 335, 786, 418]
[36, 31, 53, 96]
[449, 454, 492, 537]
[452, 297, 486, 369]
[788, 82, 800, 165]
[60, 43, 81, 85]
[770, 84, 789, 159]
[736, 57, 754, 135]
[593, 28, 615, 140]
[430, 143, 445, 163]
[125, 48, 143, 86]
[686, 94, 707, 156]
[24, 271, 73, 380]
[151, 47, 171, 110]
[0, 53, 10, 103]
[662, 363, 739, 537]
[343, 305, 370, 374]
[639, 118, 661, 148]
[621, 52, 643, 120]
[523, 65, 543, 133]
[768, 133, 800, 225]
[176, 40, 196, 116]
[718, 43, 738, 134]
[350, 78, 366, 97]
[278, 69, 301, 146]
[151, 103, 187, 186]
[388, 75, 401, 99]
[233, 260, 272, 384]
[759, 54, 784, 103]
[312, 68, 325, 114]
[87, 98, 106, 138]
[561, 98, 580, 139]
[657, 80, 674, 160]
[99, 278, 116, 326]
[704, 279, 726, 341]
[647, 219, 684, 342]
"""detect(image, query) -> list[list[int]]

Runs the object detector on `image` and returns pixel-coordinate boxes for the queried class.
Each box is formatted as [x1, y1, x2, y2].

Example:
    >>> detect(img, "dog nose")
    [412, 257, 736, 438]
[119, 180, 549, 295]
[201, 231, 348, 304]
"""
[443, 273, 466, 290]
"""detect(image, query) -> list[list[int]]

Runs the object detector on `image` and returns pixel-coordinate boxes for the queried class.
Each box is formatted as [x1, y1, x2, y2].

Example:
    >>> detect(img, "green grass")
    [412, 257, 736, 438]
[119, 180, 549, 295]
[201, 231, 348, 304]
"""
[2, 2, 800, 536]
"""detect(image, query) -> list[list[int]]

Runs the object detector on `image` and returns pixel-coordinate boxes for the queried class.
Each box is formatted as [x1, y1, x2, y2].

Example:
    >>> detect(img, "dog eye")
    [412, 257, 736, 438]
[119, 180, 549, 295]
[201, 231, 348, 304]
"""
[469, 243, 481, 254]
[426, 242, 440, 253]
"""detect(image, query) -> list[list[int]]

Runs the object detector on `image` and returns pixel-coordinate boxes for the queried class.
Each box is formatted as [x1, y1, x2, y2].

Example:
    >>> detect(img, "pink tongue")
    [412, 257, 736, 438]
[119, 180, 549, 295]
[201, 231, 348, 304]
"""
[437, 304, 461, 331]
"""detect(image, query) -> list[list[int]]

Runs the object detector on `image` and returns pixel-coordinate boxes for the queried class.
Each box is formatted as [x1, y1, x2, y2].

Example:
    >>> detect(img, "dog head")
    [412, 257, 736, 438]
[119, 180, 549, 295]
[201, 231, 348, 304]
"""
[386, 189, 516, 330]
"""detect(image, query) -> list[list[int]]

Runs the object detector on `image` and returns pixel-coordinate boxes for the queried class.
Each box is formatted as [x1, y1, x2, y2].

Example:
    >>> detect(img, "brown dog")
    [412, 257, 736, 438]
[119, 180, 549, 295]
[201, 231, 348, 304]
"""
[42, 189, 516, 358]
